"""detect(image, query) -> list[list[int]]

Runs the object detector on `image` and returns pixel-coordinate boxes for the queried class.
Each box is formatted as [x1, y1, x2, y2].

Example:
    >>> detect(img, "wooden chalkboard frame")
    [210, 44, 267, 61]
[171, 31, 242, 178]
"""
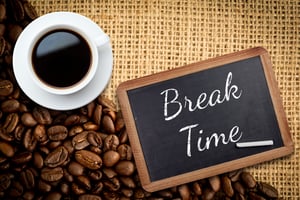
[117, 47, 294, 192]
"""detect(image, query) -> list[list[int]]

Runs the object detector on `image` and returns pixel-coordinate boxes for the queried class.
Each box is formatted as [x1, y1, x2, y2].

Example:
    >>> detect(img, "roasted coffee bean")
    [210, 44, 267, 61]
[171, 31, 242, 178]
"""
[32, 106, 52, 125]
[91, 181, 103, 195]
[248, 191, 266, 200]
[202, 188, 215, 200]
[23, 128, 37, 151]
[228, 169, 243, 182]
[222, 175, 234, 197]
[0, 4, 6, 22]
[77, 175, 91, 190]
[23, 1, 38, 20]
[98, 95, 117, 111]
[0, 79, 13, 96]
[41, 167, 64, 182]
[14, 123, 25, 141]
[1, 99, 20, 112]
[60, 182, 70, 195]
[71, 182, 86, 195]
[88, 170, 102, 181]
[8, 0, 25, 22]
[44, 146, 69, 167]
[208, 175, 221, 192]
[79, 194, 102, 200]
[192, 181, 202, 196]
[103, 177, 120, 191]
[0, 24, 5, 36]
[33, 151, 44, 169]
[117, 144, 132, 160]
[0, 140, 15, 157]
[83, 121, 99, 131]
[103, 150, 120, 167]
[102, 167, 117, 179]
[11, 151, 32, 164]
[63, 168, 74, 183]
[258, 182, 279, 198]
[75, 150, 102, 170]
[93, 104, 102, 125]
[0, 173, 13, 192]
[33, 124, 47, 142]
[241, 171, 256, 188]
[68, 125, 83, 137]
[7, 180, 23, 197]
[104, 134, 119, 151]
[64, 114, 81, 126]
[233, 181, 245, 195]
[68, 161, 85, 176]
[20, 168, 35, 189]
[7, 24, 23, 44]
[115, 161, 135, 176]
[86, 131, 102, 148]
[47, 125, 68, 141]
[3, 112, 19, 133]
[120, 176, 136, 189]
[38, 179, 52, 192]
[0, 127, 14, 141]
[72, 131, 89, 150]
[44, 191, 62, 200]
[102, 115, 115, 134]
[21, 112, 37, 127]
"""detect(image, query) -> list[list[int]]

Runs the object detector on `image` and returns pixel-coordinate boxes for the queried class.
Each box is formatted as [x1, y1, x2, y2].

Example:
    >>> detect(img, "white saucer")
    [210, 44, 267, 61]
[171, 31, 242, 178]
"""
[13, 12, 113, 110]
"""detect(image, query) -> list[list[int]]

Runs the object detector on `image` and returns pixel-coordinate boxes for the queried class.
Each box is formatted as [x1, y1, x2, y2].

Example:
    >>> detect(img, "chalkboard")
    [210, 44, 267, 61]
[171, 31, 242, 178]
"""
[117, 47, 293, 192]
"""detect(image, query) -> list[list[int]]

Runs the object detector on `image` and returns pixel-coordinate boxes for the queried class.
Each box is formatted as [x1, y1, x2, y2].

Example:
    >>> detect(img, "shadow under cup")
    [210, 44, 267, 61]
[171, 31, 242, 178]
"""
[29, 27, 99, 95]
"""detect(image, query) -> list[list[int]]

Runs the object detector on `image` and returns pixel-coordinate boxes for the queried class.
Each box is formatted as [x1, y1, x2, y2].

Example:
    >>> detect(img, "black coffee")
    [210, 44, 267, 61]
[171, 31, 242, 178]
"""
[32, 29, 91, 88]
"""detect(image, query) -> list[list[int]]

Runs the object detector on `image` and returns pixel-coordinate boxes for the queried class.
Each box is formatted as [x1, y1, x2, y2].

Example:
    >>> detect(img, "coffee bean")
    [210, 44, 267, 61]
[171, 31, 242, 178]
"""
[93, 104, 102, 125]
[208, 175, 221, 192]
[23, 1, 38, 20]
[38, 180, 51, 192]
[233, 181, 245, 195]
[0, 127, 14, 141]
[32, 106, 52, 125]
[192, 181, 202, 196]
[0, 79, 13, 96]
[115, 161, 135, 176]
[68, 125, 83, 137]
[23, 128, 37, 151]
[222, 175, 234, 197]
[104, 134, 119, 151]
[7, 180, 23, 197]
[20, 168, 35, 189]
[33, 124, 47, 142]
[8, 0, 25, 22]
[97, 95, 117, 111]
[103, 177, 120, 191]
[103, 150, 120, 167]
[0, 140, 15, 157]
[3, 112, 19, 133]
[79, 194, 102, 200]
[88, 170, 102, 181]
[71, 182, 86, 195]
[202, 187, 215, 200]
[117, 144, 132, 160]
[47, 125, 68, 141]
[11, 151, 32, 164]
[64, 114, 81, 126]
[41, 167, 64, 182]
[75, 150, 102, 170]
[77, 175, 91, 190]
[1, 99, 20, 112]
[102, 115, 115, 134]
[241, 171, 256, 188]
[44, 146, 69, 168]
[44, 191, 62, 200]
[248, 191, 266, 200]
[0, 4, 6, 22]
[68, 161, 85, 176]
[258, 182, 279, 198]
[0, 173, 12, 192]
[33, 151, 44, 169]
[119, 176, 136, 189]
[7, 24, 23, 44]
[21, 112, 38, 127]
[72, 131, 90, 150]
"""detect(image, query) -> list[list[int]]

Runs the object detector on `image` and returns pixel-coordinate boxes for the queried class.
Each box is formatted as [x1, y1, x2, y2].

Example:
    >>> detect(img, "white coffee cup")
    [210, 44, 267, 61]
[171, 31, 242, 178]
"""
[13, 12, 113, 110]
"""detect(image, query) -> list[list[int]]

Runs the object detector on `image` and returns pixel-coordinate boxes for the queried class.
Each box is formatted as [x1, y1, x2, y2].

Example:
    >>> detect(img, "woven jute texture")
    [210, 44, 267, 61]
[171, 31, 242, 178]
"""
[30, 0, 299, 198]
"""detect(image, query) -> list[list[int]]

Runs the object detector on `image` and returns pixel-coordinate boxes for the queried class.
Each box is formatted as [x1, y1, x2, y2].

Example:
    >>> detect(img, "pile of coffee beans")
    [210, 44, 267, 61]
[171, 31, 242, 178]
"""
[0, 0, 281, 199]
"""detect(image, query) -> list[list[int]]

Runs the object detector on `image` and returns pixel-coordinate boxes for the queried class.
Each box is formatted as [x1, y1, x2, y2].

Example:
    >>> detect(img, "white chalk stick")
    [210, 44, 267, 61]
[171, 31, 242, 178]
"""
[236, 140, 274, 148]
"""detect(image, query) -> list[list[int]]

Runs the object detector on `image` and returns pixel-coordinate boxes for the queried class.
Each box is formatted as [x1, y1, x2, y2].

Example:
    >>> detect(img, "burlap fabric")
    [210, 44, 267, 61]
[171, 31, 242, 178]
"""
[30, 0, 299, 198]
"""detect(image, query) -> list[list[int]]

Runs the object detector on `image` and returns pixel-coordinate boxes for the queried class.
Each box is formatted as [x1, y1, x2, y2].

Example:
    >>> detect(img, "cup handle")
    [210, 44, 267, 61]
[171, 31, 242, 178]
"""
[94, 34, 110, 49]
